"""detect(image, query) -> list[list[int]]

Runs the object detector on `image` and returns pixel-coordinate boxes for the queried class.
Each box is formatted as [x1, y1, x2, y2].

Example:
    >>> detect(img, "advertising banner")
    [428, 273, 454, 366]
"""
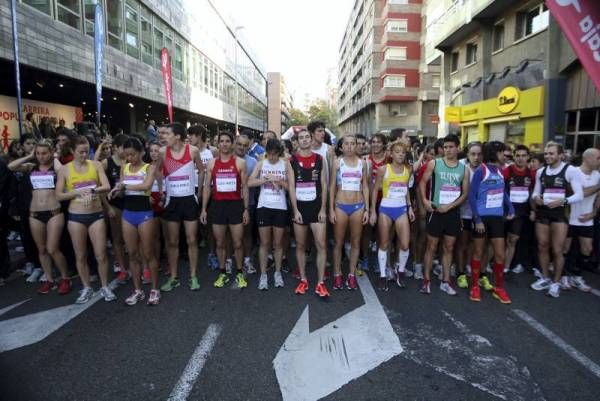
[94, 3, 104, 126]
[160, 48, 174, 123]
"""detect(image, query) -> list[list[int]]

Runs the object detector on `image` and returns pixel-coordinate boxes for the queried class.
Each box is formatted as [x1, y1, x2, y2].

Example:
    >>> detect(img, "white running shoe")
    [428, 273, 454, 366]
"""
[244, 258, 256, 274]
[559, 276, 572, 290]
[274, 271, 284, 288]
[75, 287, 94, 304]
[512, 264, 524, 274]
[100, 286, 117, 302]
[26, 268, 43, 283]
[433, 264, 442, 280]
[38, 273, 48, 282]
[532, 268, 543, 279]
[440, 281, 457, 296]
[225, 258, 233, 274]
[569, 276, 592, 293]
[22, 262, 35, 276]
[547, 282, 560, 298]
[89, 274, 98, 283]
[258, 273, 268, 290]
[413, 264, 424, 280]
[125, 290, 145, 306]
[531, 277, 551, 291]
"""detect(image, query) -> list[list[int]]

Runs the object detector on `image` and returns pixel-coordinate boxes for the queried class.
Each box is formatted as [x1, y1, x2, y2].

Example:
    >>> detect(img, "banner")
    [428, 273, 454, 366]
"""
[94, 3, 104, 127]
[546, 0, 600, 91]
[160, 48, 174, 123]
[10, 0, 23, 138]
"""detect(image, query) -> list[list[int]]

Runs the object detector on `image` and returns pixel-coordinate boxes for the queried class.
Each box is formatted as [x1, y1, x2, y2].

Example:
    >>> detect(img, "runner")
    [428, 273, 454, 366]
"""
[159, 122, 205, 292]
[200, 131, 249, 289]
[8, 140, 71, 295]
[248, 139, 294, 290]
[530, 142, 584, 298]
[55, 136, 114, 303]
[329, 135, 370, 290]
[108, 137, 161, 305]
[235, 132, 258, 274]
[413, 144, 436, 280]
[370, 140, 415, 291]
[418, 134, 469, 295]
[468, 141, 515, 304]
[148, 140, 167, 280]
[289, 129, 329, 297]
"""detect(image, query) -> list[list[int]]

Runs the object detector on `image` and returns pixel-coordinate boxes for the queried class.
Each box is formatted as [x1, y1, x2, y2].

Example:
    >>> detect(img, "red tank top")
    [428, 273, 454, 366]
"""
[163, 144, 192, 176]
[211, 156, 241, 200]
[369, 154, 389, 183]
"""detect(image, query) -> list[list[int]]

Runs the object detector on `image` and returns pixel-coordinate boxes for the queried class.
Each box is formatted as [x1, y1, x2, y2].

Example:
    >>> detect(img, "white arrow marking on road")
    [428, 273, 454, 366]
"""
[0, 280, 118, 353]
[273, 274, 403, 401]
[0, 299, 31, 317]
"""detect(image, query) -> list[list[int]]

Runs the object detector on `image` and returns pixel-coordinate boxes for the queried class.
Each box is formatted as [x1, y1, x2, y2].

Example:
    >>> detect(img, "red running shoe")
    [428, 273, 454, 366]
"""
[315, 282, 330, 298]
[420, 279, 431, 295]
[346, 274, 358, 290]
[332, 274, 343, 290]
[295, 279, 309, 295]
[492, 287, 511, 304]
[57, 278, 72, 295]
[38, 280, 56, 294]
[469, 285, 481, 302]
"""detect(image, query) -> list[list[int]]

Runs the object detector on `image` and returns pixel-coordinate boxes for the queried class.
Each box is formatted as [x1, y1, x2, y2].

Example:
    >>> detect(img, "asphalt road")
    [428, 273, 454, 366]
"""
[1, 247, 600, 401]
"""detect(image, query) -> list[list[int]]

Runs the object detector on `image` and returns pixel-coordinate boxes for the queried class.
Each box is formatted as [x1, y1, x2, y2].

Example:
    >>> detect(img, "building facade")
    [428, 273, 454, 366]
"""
[267, 72, 292, 135]
[0, 0, 267, 140]
[429, 0, 600, 153]
[336, 0, 440, 138]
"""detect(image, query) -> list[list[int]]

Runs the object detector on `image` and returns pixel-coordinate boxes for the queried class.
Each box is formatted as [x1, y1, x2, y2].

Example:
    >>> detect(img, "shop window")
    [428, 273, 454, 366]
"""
[56, 0, 81, 30]
[516, 3, 549, 40]
[465, 126, 479, 144]
[140, 13, 152, 65]
[576, 134, 595, 154]
[465, 43, 477, 65]
[125, 1, 139, 59]
[507, 120, 525, 143]
[578, 109, 598, 132]
[23, 0, 52, 16]
[489, 123, 506, 142]
[492, 23, 504, 52]
[173, 43, 183, 81]
[565, 134, 575, 152]
[107, 0, 123, 50]
[451, 52, 459, 73]
[566, 111, 577, 132]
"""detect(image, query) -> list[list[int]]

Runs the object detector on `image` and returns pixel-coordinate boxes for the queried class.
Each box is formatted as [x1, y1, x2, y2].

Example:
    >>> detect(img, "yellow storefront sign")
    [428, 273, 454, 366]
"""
[497, 86, 520, 114]
[444, 106, 461, 123]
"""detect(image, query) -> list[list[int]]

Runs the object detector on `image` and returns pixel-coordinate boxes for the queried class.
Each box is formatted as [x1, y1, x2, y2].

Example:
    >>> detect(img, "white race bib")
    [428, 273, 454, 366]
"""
[73, 180, 97, 191]
[167, 175, 194, 197]
[296, 182, 317, 202]
[388, 182, 407, 200]
[341, 172, 361, 192]
[439, 185, 460, 205]
[486, 188, 504, 209]
[216, 175, 237, 192]
[509, 186, 529, 204]
[123, 175, 145, 196]
[263, 183, 284, 204]
[543, 188, 565, 205]
[30, 172, 55, 190]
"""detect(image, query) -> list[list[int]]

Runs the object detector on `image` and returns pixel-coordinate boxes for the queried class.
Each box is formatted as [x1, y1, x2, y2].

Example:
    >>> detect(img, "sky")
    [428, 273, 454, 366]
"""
[217, 0, 355, 111]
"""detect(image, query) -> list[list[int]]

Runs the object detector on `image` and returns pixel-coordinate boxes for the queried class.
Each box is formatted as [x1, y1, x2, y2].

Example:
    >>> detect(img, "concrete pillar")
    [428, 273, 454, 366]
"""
[543, 16, 567, 145]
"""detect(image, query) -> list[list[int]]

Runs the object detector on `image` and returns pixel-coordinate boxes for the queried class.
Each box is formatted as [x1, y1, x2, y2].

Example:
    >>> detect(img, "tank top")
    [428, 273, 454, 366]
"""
[66, 160, 99, 193]
[257, 159, 287, 210]
[540, 163, 572, 213]
[369, 154, 389, 184]
[380, 164, 411, 208]
[123, 163, 151, 211]
[473, 163, 505, 217]
[291, 153, 323, 203]
[505, 165, 532, 216]
[211, 156, 241, 201]
[336, 158, 363, 192]
[430, 159, 465, 207]
[163, 144, 196, 200]
[199, 148, 214, 166]
[29, 165, 56, 191]
[106, 157, 121, 188]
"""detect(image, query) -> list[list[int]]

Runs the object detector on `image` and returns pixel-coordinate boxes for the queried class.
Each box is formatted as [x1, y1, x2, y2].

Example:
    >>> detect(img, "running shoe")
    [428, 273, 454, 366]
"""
[274, 271, 284, 288]
[492, 287, 512, 304]
[547, 282, 560, 298]
[57, 278, 72, 295]
[236, 272, 248, 289]
[569, 276, 592, 292]
[244, 258, 256, 274]
[346, 274, 358, 290]
[26, 268, 43, 283]
[116, 270, 130, 284]
[404, 267, 414, 279]
[295, 279, 308, 295]
[531, 277, 551, 291]
[378, 277, 388, 292]
[258, 273, 269, 290]
[22, 262, 35, 276]
[292, 267, 301, 280]
[356, 268, 364, 277]
[559, 276, 572, 290]
[315, 282, 330, 298]
[420, 279, 431, 294]
[89, 274, 98, 283]
[433, 264, 442, 280]
[207, 254, 219, 270]
[469, 285, 481, 302]
[213, 273, 230, 288]
[290, 239, 297, 248]
[75, 287, 94, 304]
[440, 281, 457, 296]
[413, 264, 424, 280]
[225, 258, 233, 274]
[39, 273, 48, 282]
[161, 277, 180, 292]
[142, 268, 152, 284]
[479, 276, 494, 291]
[125, 290, 145, 306]
[532, 268, 543, 279]
[370, 241, 377, 253]
[457, 274, 468, 289]
[395, 271, 406, 288]
[38, 280, 56, 294]
[101, 286, 117, 302]
[332, 274, 343, 290]
[511, 264, 525, 274]
[147, 289, 161, 305]
[189, 276, 200, 291]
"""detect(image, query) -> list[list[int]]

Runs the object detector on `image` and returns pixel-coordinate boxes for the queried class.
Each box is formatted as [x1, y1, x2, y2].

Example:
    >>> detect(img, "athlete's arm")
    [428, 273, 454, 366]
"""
[126, 164, 156, 192]
[192, 147, 205, 199]
[7, 151, 35, 172]
[201, 159, 214, 213]
[447, 165, 470, 213]
[370, 166, 385, 225]
[247, 160, 264, 188]
[284, 160, 294, 196]
[418, 160, 435, 212]
[328, 157, 338, 221]
[531, 169, 543, 208]
[361, 159, 370, 225]
[319, 156, 327, 222]
[94, 161, 111, 194]
[565, 166, 584, 205]
[238, 158, 249, 225]
[468, 167, 483, 224]
[55, 165, 75, 202]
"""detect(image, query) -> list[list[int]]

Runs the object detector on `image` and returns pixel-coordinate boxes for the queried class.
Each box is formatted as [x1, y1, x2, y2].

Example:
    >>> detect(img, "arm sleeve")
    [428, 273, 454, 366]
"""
[468, 167, 483, 224]
[566, 166, 584, 204]
[532, 169, 543, 199]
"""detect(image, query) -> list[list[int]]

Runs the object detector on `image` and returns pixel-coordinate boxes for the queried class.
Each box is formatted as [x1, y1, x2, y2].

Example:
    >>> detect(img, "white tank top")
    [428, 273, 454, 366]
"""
[338, 158, 363, 192]
[257, 159, 288, 210]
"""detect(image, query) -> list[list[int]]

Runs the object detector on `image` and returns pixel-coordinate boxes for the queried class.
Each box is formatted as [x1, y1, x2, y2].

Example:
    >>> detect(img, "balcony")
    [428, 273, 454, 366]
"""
[380, 30, 421, 48]
[378, 86, 419, 102]
[379, 59, 420, 73]
[381, 1, 421, 18]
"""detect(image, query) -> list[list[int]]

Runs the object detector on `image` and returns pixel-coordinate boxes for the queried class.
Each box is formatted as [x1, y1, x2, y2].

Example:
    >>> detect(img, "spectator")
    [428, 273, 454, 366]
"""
[23, 112, 42, 140]
[246, 129, 265, 159]
[146, 120, 157, 142]
[39, 116, 56, 139]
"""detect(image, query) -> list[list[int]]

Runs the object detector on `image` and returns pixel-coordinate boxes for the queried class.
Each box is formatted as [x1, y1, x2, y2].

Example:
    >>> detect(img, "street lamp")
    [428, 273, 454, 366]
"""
[234, 25, 244, 135]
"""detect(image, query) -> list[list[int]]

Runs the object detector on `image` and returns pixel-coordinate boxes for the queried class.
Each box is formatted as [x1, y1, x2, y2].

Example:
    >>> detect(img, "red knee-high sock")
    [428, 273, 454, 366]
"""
[471, 259, 480, 287]
[493, 262, 504, 289]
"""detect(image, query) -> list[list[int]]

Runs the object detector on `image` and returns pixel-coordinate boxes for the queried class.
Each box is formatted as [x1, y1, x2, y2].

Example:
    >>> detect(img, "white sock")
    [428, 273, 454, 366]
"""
[398, 249, 409, 273]
[378, 249, 387, 278]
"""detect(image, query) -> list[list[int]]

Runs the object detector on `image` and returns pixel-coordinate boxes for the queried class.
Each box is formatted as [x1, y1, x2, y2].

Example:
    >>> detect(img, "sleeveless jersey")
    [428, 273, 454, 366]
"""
[472, 163, 506, 217]
[430, 159, 465, 207]
[257, 159, 287, 210]
[540, 164, 572, 209]
[291, 153, 323, 203]
[66, 160, 99, 193]
[336, 158, 363, 192]
[504, 165, 532, 216]
[123, 163, 151, 211]
[380, 164, 411, 208]
[163, 144, 196, 200]
[211, 156, 241, 201]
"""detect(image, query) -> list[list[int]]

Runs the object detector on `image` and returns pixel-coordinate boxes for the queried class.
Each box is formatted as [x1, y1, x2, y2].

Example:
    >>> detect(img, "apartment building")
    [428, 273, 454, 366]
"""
[267, 72, 292, 135]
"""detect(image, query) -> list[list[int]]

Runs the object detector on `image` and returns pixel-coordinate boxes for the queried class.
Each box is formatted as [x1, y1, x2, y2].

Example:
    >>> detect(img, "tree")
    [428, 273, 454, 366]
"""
[289, 108, 309, 126]
[306, 99, 338, 132]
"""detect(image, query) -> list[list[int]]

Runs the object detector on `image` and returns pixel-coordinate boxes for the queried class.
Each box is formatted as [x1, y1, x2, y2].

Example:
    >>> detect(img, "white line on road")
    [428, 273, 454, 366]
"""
[590, 288, 600, 298]
[513, 309, 600, 379]
[167, 324, 222, 401]
[0, 299, 31, 317]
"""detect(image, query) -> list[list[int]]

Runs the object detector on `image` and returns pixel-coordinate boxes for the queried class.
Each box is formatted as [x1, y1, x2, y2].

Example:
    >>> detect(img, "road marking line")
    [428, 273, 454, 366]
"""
[513, 309, 600, 379]
[167, 324, 222, 401]
[590, 288, 600, 298]
[0, 299, 31, 317]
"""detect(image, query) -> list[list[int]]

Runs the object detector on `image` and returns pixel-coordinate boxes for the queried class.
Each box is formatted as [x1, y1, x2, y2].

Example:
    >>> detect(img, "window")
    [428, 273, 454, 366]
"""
[173, 42, 183, 81]
[56, 0, 81, 30]
[153, 25, 163, 67]
[384, 75, 406, 88]
[432, 74, 441, 88]
[492, 23, 504, 52]
[83, 0, 96, 37]
[23, 0, 52, 16]
[465, 43, 477, 65]
[125, 1, 139, 59]
[451, 52, 459, 72]
[389, 0, 408, 4]
[140, 8, 152, 65]
[516, 4, 549, 40]
[384, 47, 407, 61]
[107, 0, 123, 50]
[386, 20, 407, 33]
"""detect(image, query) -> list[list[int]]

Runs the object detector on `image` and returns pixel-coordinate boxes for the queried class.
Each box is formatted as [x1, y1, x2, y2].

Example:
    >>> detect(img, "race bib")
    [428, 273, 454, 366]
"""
[439, 185, 460, 205]
[168, 175, 194, 197]
[216, 174, 237, 192]
[73, 180, 97, 191]
[543, 188, 565, 205]
[341, 172, 361, 192]
[296, 182, 317, 201]
[263, 183, 284, 204]
[509, 186, 529, 204]
[123, 175, 145, 196]
[30, 172, 55, 190]
[388, 182, 407, 200]
[486, 188, 504, 209]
